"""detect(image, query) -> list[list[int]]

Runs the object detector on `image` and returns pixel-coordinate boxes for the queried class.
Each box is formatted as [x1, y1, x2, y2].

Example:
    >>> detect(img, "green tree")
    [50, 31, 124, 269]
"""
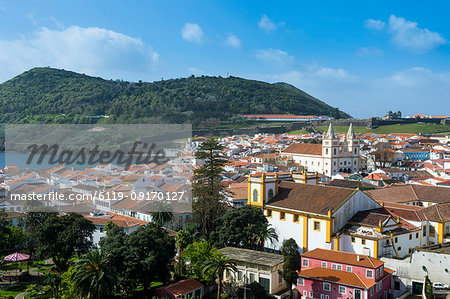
[71, 250, 116, 299]
[151, 200, 174, 227]
[192, 139, 227, 234]
[280, 239, 301, 299]
[45, 272, 62, 299]
[203, 252, 237, 299]
[125, 223, 176, 292]
[254, 222, 278, 250]
[99, 223, 133, 294]
[175, 230, 194, 275]
[100, 222, 176, 294]
[34, 213, 95, 271]
[183, 241, 219, 282]
[214, 205, 277, 250]
[424, 275, 433, 299]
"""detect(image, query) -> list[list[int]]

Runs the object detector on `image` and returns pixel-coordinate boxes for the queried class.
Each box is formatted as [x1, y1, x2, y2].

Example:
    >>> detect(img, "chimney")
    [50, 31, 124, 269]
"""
[357, 255, 360, 262]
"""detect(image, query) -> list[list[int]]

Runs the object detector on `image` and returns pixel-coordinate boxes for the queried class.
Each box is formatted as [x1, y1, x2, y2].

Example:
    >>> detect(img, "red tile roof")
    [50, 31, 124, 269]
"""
[302, 248, 383, 268]
[298, 267, 376, 289]
[283, 143, 322, 156]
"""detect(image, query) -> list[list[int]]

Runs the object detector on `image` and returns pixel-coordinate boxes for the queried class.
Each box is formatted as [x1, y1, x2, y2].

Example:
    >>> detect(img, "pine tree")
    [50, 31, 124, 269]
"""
[192, 139, 227, 234]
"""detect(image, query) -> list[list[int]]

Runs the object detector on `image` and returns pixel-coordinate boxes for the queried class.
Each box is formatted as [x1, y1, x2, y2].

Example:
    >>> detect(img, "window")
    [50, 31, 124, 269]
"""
[297, 278, 304, 286]
[320, 295, 324, 299]
[280, 212, 285, 220]
[351, 236, 356, 243]
[394, 237, 398, 243]
[326, 148, 329, 155]
[310, 292, 313, 298]
[416, 232, 419, 238]
[386, 239, 390, 245]
[376, 268, 379, 278]
[394, 281, 400, 290]
[334, 149, 337, 155]
[267, 210, 272, 218]
[361, 239, 366, 245]
[268, 189, 274, 199]
[429, 225, 436, 237]
[376, 281, 382, 292]
[302, 259, 309, 267]
[259, 277, 270, 293]
[346, 266, 352, 272]
[370, 286, 374, 296]
[293, 215, 299, 223]
[339, 286, 346, 294]
[253, 189, 258, 202]
[423, 225, 427, 236]
[366, 270, 373, 278]
[249, 273, 255, 282]
[279, 273, 282, 283]
[380, 265, 383, 273]
[321, 262, 327, 268]
[408, 248, 413, 254]
[409, 234, 412, 240]
[303, 290, 307, 297]
[398, 246, 402, 251]
[238, 271, 243, 281]
[332, 264, 342, 270]
[314, 221, 321, 231]
[323, 282, 331, 291]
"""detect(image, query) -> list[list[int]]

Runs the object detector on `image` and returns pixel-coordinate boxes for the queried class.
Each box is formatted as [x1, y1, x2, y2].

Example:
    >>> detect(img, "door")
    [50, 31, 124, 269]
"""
[355, 289, 361, 299]
[412, 281, 423, 295]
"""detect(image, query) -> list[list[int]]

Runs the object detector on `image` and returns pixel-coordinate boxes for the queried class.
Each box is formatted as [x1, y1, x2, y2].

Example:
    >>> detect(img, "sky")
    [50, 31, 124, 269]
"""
[0, 0, 449, 118]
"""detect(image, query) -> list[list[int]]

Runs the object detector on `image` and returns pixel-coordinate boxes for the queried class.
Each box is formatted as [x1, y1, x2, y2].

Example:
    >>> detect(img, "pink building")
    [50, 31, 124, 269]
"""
[297, 249, 393, 299]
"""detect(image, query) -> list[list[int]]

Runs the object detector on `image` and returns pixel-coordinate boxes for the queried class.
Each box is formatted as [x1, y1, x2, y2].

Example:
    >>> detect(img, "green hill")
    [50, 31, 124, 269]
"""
[0, 67, 349, 127]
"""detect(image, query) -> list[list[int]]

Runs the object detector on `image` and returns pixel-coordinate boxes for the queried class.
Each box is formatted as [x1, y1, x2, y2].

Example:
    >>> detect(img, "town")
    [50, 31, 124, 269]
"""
[1, 122, 449, 298]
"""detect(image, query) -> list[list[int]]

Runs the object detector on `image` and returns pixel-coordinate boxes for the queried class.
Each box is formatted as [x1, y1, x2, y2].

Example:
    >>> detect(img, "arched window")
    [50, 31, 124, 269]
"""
[334, 148, 337, 155]
[268, 189, 274, 199]
[253, 189, 258, 202]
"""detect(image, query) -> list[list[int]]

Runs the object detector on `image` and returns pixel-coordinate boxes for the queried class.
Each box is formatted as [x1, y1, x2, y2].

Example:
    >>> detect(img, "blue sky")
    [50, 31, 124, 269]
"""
[0, 0, 449, 118]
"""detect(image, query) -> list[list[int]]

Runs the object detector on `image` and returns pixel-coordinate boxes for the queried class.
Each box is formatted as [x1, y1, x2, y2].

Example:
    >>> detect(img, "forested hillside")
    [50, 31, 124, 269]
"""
[0, 67, 349, 127]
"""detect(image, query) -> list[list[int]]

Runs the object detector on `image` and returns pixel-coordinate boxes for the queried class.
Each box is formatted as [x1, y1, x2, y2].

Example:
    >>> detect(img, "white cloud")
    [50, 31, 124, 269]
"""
[224, 34, 241, 48]
[181, 23, 204, 44]
[258, 15, 276, 32]
[365, 19, 386, 30]
[356, 47, 383, 57]
[0, 26, 159, 82]
[388, 15, 446, 52]
[246, 66, 450, 118]
[254, 48, 294, 67]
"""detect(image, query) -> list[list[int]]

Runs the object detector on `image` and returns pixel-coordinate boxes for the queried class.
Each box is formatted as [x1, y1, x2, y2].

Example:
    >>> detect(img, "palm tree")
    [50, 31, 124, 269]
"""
[203, 252, 237, 298]
[151, 200, 174, 227]
[255, 223, 278, 250]
[71, 250, 116, 299]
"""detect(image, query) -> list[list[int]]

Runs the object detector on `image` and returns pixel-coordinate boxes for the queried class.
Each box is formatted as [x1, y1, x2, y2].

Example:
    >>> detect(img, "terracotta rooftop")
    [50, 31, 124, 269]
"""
[364, 184, 450, 204]
[267, 181, 357, 215]
[298, 267, 376, 289]
[349, 209, 391, 226]
[419, 203, 450, 222]
[85, 212, 148, 228]
[157, 279, 203, 297]
[302, 248, 383, 269]
[283, 143, 322, 156]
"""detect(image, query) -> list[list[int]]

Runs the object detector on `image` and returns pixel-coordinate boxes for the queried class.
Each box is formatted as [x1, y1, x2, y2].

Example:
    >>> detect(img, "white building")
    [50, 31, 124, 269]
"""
[281, 124, 359, 176]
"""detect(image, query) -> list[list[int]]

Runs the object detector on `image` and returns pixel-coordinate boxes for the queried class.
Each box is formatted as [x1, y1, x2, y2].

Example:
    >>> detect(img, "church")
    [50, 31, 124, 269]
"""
[281, 124, 359, 176]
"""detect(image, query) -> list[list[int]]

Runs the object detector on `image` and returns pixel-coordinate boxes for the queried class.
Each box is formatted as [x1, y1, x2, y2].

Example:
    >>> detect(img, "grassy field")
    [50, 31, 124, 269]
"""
[286, 129, 309, 134]
[311, 123, 450, 135]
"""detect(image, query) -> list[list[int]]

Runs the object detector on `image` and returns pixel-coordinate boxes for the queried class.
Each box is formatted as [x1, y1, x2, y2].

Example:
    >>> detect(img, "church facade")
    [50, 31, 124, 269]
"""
[281, 124, 359, 176]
